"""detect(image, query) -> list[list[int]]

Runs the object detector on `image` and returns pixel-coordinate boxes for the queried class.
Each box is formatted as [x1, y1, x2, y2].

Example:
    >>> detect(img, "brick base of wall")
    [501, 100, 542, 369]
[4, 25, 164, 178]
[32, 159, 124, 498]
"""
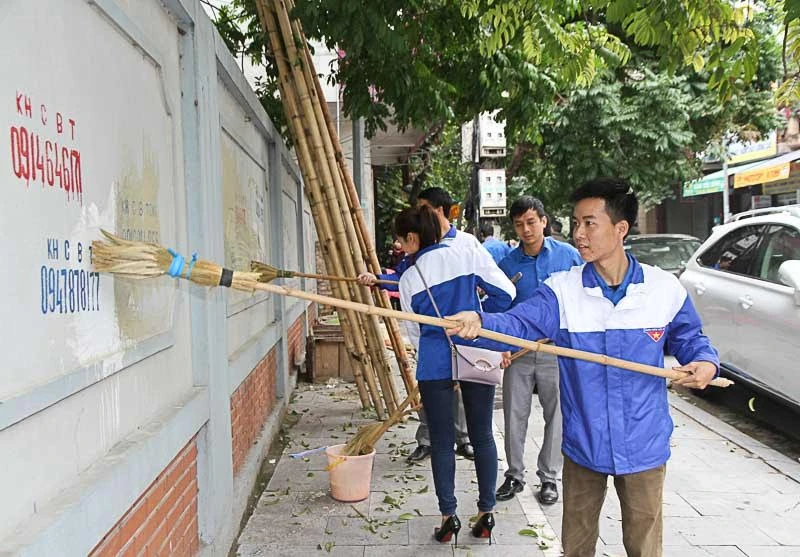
[230, 349, 277, 475]
[287, 314, 305, 375]
[89, 438, 199, 557]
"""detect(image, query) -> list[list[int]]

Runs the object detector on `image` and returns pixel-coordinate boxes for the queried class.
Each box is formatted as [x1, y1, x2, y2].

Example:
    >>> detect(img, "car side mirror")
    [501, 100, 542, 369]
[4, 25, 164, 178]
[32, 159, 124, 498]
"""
[778, 260, 800, 306]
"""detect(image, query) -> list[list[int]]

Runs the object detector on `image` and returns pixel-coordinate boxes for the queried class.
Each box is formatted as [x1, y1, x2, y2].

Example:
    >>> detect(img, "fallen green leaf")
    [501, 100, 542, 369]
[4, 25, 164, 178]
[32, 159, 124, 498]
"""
[518, 528, 539, 537]
[397, 513, 415, 521]
[417, 485, 429, 494]
[307, 472, 315, 478]
[323, 541, 335, 552]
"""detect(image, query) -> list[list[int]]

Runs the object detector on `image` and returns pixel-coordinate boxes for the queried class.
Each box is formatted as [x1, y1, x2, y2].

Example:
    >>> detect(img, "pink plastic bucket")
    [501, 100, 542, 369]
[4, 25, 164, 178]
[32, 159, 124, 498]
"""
[325, 443, 376, 502]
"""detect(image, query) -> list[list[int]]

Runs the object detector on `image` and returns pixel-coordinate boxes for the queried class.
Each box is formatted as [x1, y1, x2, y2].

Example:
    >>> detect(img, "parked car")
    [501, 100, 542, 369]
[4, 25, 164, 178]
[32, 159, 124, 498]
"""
[679, 206, 800, 411]
[624, 234, 702, 276]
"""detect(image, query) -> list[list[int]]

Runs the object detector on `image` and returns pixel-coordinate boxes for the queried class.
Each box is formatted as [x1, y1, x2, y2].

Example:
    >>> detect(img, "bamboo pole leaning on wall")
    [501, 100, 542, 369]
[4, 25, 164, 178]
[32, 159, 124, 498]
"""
[256, 0, 420, 414]
[255, 0, 382, 416]
[287, 6, 417, 401]
[265, 0, 396, 414]
[273, 0, 402, 412]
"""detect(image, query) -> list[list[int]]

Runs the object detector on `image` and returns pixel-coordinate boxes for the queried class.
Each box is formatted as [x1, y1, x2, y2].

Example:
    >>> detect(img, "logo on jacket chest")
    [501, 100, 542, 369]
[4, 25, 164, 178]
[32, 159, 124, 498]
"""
[644, 328, 665, 342]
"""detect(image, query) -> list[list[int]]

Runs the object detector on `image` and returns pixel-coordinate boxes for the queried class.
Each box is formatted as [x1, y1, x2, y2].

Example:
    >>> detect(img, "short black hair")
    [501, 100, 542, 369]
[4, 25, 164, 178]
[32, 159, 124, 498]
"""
[394, 205, 441, 251]
[479, 222, 494, 239]
[551, 220, 563, 232]
[509, 196, 546, 221]
[417, 187, 453, 217]
[570, 177, 638, 232]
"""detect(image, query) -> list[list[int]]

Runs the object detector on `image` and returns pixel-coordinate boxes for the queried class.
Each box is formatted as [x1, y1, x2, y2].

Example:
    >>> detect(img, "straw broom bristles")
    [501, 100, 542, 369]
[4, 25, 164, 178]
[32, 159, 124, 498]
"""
[340, 386, 420, 457]
[92, 230, 260, 292]
[92, 232, 733, 386]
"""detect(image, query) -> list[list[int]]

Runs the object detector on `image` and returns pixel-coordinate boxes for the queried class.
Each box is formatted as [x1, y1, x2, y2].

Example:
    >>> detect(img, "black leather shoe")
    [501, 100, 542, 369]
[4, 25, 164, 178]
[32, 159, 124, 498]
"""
[406, 445, 432, 463]
[455, 443, 475, 460]
[495, 477, 524, 501]
[538, 481, 559, 505]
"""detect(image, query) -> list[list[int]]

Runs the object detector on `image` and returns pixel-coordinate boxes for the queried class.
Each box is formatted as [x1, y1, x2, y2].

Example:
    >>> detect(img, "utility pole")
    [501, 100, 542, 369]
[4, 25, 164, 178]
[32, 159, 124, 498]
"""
[722, 157, 730, 223]
[468, 114, 481, 235]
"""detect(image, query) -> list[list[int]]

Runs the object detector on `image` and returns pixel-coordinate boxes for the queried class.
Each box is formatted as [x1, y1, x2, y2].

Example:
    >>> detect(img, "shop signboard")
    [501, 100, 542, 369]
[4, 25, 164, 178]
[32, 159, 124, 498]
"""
[762, 162, 800, 195]
[726, 131, 777, 165]
[683, 175, 725, 198]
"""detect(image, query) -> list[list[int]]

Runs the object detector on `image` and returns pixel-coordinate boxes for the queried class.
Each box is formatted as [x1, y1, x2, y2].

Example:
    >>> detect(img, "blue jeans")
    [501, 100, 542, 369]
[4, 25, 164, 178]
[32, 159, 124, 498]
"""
[418, 379, 498, 515]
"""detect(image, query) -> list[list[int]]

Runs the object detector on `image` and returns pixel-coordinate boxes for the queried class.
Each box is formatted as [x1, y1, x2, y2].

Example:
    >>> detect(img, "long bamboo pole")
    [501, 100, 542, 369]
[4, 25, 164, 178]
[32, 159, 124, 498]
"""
[271, 0, 398, 412]
[281, 4, 415, 401]
[282, 6, 402, 413]
[294, 26, 417, 401]
[240, 280, 733, 389]
[256, 0, 380, 414]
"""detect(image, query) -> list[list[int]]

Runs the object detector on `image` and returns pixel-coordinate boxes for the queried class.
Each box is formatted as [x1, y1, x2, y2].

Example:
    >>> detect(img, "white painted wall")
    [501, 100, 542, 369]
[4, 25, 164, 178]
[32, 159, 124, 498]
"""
[0, 0, 308, 554]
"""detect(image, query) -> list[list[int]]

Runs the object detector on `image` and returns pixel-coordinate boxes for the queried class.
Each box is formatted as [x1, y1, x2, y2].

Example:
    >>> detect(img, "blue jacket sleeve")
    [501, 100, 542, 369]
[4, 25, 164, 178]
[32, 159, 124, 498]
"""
[377, 256, 411, 292]
[455, 285, 561, 352]
[474, 247, 516, 313]
[666, 294, 720, 375]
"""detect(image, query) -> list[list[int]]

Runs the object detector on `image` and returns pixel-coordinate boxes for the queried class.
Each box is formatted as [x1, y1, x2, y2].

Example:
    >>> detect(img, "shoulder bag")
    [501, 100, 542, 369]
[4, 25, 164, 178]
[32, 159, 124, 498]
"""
[413, 265, 503, 386]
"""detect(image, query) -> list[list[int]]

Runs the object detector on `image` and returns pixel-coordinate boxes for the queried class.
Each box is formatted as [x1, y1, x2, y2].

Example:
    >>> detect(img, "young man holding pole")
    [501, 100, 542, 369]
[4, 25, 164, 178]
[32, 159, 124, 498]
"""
[495, 196, 582, 505]
[445, 178, 719, 557]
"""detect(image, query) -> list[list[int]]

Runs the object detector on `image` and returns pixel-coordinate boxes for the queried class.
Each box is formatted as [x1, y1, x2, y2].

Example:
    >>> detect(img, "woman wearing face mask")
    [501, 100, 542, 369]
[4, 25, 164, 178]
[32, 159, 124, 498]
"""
[394, 205, 516, 545]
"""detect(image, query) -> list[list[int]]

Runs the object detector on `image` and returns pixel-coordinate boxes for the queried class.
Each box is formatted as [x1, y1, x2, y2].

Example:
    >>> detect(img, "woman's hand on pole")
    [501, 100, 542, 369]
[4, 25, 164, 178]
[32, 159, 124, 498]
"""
[357, 272, 377, 286]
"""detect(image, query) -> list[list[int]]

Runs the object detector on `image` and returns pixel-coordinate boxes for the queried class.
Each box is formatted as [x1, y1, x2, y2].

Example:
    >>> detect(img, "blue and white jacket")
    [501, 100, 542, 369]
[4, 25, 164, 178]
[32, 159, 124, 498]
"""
[378, 225, 483, 291]
[470, 257, 719, 475]
[399, 243, 516, 381]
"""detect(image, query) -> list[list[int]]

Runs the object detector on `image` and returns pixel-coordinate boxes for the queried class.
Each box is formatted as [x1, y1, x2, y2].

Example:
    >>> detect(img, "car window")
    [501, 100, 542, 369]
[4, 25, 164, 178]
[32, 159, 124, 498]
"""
[755, 225, 800, 283]
[628, 241, 688, 270]
[697, 225, 764, 277]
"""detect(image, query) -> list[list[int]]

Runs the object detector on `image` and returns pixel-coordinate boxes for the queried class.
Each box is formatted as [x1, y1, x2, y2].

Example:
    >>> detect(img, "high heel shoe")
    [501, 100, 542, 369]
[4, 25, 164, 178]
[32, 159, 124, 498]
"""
[434, 515, 461, 544]
[471, 512, 495, 544]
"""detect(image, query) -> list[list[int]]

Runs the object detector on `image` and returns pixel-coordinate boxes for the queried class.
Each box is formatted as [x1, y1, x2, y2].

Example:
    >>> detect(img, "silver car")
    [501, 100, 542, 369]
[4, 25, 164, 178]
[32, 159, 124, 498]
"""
[624, 234, 701, 277]
[679, 206, 800, 411]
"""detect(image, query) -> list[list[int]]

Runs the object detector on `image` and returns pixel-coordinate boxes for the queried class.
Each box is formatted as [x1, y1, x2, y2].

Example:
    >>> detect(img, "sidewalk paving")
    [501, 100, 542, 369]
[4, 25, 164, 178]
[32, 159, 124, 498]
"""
[236, 378, 800, 557]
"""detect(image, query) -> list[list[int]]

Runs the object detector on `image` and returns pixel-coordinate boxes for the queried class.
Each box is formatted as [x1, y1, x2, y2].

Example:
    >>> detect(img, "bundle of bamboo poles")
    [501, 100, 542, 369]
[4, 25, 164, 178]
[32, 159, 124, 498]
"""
[252, 0, 416, 418]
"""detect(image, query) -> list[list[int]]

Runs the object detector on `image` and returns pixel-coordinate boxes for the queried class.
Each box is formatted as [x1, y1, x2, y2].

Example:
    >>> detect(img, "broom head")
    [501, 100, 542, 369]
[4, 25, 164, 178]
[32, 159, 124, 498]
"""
[250, 260, 296, 283]
[92, 230, 260, 292]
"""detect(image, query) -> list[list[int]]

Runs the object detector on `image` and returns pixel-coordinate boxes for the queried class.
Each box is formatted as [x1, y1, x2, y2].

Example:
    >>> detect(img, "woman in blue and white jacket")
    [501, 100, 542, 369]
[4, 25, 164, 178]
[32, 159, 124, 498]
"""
[394, 205, 516, 544]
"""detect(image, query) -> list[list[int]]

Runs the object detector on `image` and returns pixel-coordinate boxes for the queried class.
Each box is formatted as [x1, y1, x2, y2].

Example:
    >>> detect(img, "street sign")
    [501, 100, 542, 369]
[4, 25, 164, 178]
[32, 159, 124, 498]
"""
[683, 175, 725, 197]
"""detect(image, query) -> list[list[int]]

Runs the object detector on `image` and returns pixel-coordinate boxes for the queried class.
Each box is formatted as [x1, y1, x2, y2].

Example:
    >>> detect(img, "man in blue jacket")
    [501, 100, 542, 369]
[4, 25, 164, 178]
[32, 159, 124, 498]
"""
[445, 178, 719, 557]
[479, 222, 511, 264]
[495, 197, 582, 506]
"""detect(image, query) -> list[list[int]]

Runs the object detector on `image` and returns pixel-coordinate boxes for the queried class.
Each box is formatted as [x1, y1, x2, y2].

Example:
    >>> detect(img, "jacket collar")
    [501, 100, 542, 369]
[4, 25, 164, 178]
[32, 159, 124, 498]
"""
[581, 254, 646, 306]
[515, 237, 552, 260]
[413, 242, 446, 264]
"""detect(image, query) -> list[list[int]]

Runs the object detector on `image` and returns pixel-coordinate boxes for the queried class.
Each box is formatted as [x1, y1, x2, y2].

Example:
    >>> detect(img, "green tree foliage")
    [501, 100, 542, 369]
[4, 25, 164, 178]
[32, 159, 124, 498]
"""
[207, 0, 781, 222]
[507, 8, 782, 217]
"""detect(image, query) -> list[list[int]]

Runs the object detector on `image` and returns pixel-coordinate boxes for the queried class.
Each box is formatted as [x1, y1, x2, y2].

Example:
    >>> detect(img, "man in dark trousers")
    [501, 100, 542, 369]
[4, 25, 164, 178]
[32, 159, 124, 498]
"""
[494, 196, 582, 505]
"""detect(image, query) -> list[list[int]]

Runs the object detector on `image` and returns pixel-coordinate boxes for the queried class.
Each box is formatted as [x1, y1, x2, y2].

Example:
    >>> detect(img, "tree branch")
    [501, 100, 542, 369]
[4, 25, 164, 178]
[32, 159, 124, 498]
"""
[506, 141, 535, 180]
[783, 20, 790, 81]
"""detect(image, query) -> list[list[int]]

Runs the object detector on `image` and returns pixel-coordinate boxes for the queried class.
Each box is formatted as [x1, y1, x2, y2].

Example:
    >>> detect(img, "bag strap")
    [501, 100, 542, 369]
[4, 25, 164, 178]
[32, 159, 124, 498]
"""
[412, 264, 457, 351]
